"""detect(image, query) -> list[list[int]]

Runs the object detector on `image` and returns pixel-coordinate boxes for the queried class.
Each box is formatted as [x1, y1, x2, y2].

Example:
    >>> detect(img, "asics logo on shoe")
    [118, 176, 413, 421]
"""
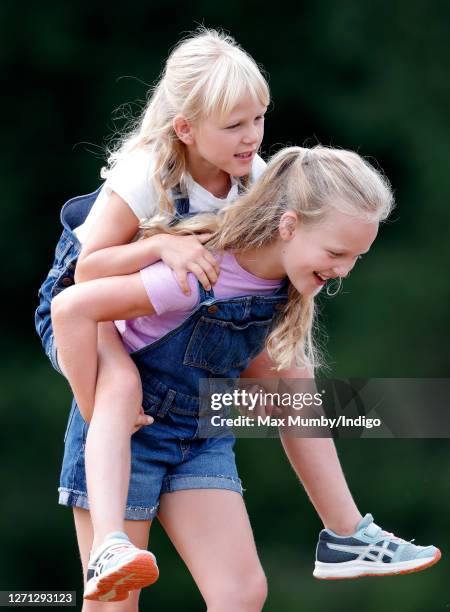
[327, 540, 398, 563]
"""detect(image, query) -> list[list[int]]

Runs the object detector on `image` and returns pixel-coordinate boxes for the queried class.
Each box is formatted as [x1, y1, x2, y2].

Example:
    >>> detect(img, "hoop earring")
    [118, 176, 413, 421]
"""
[326, 277, 342, 297]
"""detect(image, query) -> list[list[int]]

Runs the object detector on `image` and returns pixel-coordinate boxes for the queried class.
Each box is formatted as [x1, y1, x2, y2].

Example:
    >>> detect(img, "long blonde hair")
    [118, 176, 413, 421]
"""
[102, 28, 270, 214]
[140, 146, 394, 371]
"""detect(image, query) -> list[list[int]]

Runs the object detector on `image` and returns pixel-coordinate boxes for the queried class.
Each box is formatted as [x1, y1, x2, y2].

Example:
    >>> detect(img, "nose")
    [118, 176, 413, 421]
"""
[242, 124, 260, 145]
[333, 259, 357, 278]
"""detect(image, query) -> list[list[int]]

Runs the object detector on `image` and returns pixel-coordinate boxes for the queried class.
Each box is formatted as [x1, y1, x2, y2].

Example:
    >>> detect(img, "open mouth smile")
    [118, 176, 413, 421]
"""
[313, 272, 332, 285]
[234, 151, 254, 160]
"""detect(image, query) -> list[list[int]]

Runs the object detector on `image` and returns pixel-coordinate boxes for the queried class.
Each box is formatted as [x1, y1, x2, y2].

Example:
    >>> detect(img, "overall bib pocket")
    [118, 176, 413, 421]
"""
[183, 316, 272, 375]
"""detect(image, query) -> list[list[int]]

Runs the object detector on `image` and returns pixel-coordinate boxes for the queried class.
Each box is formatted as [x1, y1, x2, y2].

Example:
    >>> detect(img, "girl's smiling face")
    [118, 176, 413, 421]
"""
[279, 208, 380, 296]
[175, 91, 267, 179]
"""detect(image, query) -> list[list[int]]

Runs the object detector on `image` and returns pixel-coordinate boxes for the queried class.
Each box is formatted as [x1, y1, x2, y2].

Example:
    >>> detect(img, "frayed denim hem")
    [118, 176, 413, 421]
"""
[57, 487, 159, 520]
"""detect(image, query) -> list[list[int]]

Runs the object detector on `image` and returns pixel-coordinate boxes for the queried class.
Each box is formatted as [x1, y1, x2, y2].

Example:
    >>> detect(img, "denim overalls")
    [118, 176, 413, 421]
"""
[34, 185, 190, 374]
[35, 186, 102, 374]
[35, 186, 288, 520]
[59, 277, 288, 519]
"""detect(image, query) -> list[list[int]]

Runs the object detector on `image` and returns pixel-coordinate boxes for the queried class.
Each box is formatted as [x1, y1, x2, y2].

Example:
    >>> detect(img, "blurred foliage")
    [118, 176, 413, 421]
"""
[1, 0, 449, 609]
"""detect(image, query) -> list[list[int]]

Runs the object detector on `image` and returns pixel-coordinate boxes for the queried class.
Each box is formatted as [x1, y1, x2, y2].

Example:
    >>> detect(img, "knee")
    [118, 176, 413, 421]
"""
[245, 569, 268, 609]
[50, 288, 74, 320]
[206, 567, 268, 611]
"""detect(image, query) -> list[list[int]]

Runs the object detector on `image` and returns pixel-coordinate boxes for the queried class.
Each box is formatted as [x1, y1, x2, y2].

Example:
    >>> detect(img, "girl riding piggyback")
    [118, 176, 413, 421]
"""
[35, 28, 270, 604]
[36, 29, 268, 392]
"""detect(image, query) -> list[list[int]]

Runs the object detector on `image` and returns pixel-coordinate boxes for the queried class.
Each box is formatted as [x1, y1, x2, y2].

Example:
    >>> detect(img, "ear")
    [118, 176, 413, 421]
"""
[173, 115, 194, 145]
[279, 211, 299, 241]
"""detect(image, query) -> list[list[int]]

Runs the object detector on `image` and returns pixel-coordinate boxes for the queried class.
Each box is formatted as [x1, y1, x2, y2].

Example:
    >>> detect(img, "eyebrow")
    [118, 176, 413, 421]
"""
[327, 247, 371, 256]
[225, 107, 267, 121]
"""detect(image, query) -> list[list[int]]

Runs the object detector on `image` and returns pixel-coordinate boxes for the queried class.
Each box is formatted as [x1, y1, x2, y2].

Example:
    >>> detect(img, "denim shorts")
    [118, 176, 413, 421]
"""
[58, 401, 243, 520]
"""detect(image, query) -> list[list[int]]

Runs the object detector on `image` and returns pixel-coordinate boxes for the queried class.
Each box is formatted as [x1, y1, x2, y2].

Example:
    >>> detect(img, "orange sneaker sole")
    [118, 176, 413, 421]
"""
[315, 548, 441, 580]
[84, 552, 159, 602]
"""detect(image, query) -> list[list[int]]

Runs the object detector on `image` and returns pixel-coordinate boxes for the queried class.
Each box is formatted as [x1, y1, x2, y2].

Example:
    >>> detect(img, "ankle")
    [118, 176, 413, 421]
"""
[324, 512, 363, 536]
[92, 529, 127, 552]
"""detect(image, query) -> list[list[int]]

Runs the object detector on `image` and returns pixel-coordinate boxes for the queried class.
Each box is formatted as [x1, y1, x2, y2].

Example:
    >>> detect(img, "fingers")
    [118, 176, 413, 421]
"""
[203, 251, 221, 277]
[162, 234, 221, 294]
[175, 270, 191, 295]
[174, 256, 219, 294]
[192, 237, 220, 271]
[187, 263, 211, 291]
[188, 245, 220, 286]
[187, 257, 222, 290]
[132, 412, 154, 434]
[136, 414, 154, 427]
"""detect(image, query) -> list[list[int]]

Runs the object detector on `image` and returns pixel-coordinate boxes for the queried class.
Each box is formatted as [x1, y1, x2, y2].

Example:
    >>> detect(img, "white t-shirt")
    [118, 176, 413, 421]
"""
[74, 148, 267, 243]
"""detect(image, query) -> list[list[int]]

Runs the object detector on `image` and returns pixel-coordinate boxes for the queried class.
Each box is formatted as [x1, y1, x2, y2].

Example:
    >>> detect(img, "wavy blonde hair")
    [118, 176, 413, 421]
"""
[140, 146, 394, 372]
[102, 28, 270, 214]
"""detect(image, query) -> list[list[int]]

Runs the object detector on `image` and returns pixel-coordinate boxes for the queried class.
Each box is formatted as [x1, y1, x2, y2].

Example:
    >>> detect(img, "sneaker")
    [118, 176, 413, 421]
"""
[313, 514, 441, 580]
[83, 531, 159, 602]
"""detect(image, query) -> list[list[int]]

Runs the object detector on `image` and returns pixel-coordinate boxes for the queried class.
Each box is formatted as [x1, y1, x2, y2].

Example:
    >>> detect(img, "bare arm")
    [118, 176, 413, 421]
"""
[75, 191, 219, 292]
[242, 349, 313, 380]
[240, 349, 316, 418]
[244, 351, 361, 533]
[74, 192, 163, 282]
[51, 272, 155, 421]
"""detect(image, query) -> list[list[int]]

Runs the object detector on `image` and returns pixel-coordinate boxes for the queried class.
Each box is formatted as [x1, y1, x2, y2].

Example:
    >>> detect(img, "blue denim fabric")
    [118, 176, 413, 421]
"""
[34, 186, 190, 373]
[34, 187, 101, 373]
[41, 186, 288, 519]
[59, 398, 243, 520]
[59, 280, 288, 519]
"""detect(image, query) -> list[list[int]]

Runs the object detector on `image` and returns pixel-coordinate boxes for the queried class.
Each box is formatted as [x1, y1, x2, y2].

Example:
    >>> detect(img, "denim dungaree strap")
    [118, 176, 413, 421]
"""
[34, 184, 189, 372]
[34, 186, 102, 372]
[171, 184, 190, 218]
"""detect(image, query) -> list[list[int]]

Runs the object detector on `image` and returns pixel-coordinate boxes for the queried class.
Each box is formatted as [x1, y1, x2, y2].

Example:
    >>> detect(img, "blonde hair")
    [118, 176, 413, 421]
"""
[103, 28, 270, 214]
[140, 145, 394, 372]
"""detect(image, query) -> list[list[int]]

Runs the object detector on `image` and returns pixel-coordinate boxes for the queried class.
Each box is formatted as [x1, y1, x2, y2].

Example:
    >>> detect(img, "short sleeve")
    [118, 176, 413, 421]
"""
[139, 261, 199, 315]
[104, 149, 159, 220]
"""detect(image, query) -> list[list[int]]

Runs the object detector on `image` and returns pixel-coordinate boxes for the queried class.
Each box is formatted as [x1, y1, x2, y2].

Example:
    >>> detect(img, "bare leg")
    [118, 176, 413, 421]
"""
[73, 507, 151, 612]
[85, 322, 149, 550]
[279, 437, 362, 534]
[241, 350, 362, 535]
[158, 490, 267, 612]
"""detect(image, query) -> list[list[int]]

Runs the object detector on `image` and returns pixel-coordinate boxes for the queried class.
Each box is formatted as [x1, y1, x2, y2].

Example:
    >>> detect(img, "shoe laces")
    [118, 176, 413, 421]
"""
[379, 529, 414, 545]
[91, 541, 137, 576]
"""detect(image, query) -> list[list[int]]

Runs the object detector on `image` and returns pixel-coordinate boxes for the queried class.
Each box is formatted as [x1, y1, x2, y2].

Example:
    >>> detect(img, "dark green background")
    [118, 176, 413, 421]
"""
[1, 1, 449, 610]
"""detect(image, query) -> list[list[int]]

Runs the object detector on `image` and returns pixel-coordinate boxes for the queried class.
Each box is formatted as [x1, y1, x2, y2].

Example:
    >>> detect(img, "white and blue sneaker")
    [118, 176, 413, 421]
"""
[314, 514, 441, 580]
[83, 531, 159, 602]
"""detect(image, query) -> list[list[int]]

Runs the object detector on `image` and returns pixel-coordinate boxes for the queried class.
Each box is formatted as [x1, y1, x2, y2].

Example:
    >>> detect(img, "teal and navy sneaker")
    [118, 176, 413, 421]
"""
[314, 514, 441, 579]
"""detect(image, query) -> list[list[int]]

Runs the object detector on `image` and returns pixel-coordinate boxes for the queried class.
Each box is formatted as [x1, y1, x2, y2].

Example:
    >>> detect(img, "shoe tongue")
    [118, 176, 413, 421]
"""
[90, 531, 131, 562]
[356, 513, 379, 536]
[105, 531, 130, 542]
